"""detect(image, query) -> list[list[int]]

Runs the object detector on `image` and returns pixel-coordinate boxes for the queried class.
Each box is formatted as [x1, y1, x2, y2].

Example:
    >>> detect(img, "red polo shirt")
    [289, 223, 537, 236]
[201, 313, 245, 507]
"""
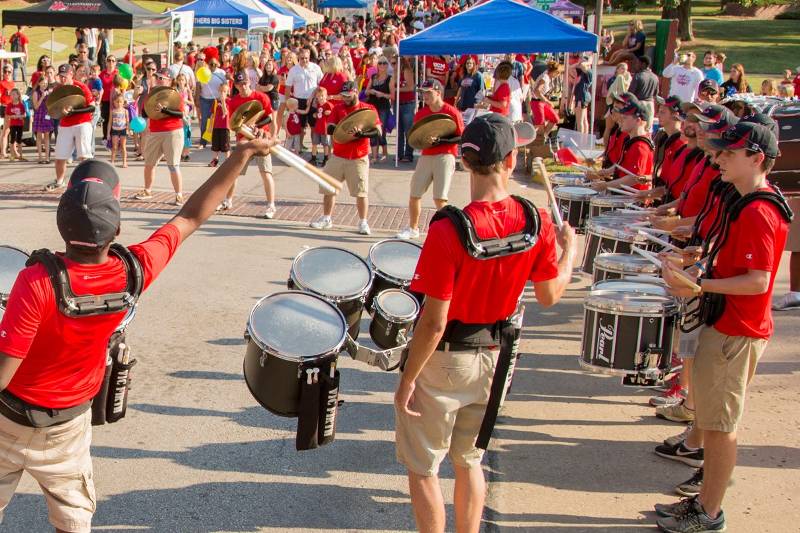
[58, 81, 95, 127]
[415, 102, 464, 157]
[603, 125, 628, 169]
[331, 101, 381, 159]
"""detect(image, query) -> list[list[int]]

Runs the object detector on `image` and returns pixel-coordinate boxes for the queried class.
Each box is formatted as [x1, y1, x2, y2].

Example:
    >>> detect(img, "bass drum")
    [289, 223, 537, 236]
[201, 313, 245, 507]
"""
[366, 239, 423, 310]
[288, 246, 372, 339]
[244, 291, 346, 417]
[0, 245, 29, 307]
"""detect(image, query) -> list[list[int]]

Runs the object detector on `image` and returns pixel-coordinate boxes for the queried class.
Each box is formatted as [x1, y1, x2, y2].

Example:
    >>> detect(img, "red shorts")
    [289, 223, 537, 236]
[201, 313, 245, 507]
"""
[531, 100, 559, 126]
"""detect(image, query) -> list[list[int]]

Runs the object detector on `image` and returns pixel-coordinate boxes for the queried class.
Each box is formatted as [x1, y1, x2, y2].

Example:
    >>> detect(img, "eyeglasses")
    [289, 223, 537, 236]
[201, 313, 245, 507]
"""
[107, 58, 116, 62]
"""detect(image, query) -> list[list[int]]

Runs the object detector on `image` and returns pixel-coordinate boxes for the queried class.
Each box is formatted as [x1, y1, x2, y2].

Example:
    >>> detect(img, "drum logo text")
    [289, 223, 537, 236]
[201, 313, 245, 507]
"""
[322, 386, 339, 438]
[595, 322, 614, 363]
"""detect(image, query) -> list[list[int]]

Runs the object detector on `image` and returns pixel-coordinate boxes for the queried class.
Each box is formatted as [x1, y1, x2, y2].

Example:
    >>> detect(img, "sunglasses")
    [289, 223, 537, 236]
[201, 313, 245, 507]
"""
[147, 68, 156, 72]
[378, 61, 388, 65]
[107, 58, 117, 62]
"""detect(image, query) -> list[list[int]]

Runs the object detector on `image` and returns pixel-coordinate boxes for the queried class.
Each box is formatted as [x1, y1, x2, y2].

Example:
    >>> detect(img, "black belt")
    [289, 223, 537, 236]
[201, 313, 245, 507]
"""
[0, 390, 91, 428]
[436, 340, 498, 352]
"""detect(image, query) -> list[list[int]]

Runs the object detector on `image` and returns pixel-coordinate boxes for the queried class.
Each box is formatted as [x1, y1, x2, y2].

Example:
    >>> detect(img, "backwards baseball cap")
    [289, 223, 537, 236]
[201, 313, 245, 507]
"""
[698, 79, 719, 94]
[461, 113, 535, 166]
[656, 95, 683, 115]
[58, 64, 74, 75]
[618, 98, 650, 121]
[57, 160, 122, 249]
[417, 79, 443, 93]
[707, 122, 779, 159]
[340, 80, 357, 95]
[233, 70, 248, 84]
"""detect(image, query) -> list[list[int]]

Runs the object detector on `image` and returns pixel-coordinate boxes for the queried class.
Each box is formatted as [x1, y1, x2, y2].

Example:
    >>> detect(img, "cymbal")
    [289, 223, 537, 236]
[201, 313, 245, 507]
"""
[230, 100, 264, 131]
[407, 113, 457, 150]
[333, 108, 378, 144]
[144, 87, 181, 120]
[46, 85, 86, 119]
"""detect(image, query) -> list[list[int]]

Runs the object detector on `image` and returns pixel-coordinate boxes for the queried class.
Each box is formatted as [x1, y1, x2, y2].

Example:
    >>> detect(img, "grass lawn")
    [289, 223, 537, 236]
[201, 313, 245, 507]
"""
[603, 0, 799, 76]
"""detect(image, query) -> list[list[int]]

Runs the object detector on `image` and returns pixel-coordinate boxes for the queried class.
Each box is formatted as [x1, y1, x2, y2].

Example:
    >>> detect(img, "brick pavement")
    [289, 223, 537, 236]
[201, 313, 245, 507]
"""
[0, 183, 436, 232]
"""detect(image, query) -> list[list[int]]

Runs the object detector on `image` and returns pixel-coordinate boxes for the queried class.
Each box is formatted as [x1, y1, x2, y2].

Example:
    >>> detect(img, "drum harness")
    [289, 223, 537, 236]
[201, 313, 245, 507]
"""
[612, 135, 655, 180]
[0, 245, 142, 428]
[410, 195, 542, 449]
[662, 146, 705, 204]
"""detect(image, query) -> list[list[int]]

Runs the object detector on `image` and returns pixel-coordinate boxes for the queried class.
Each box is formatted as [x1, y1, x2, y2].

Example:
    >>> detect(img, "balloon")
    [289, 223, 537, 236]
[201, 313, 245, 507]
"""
[270, 20, 277, 29]
[130, 116, 147, 133]
[119, 78, 129, 90]
[118, 62, 133, 80]
[196, 66, 212, 84]
[232, 46, 242, 55]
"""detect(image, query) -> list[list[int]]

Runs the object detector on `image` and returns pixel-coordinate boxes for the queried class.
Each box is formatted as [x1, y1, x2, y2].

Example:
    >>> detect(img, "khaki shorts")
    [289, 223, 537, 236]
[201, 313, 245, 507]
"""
[395, 347, 499, 476]
[0, 410, 95, 533]
[241, 154, 273, 176]
[54, 122, 93, 160]
[321, 154, 369, 198]
[785, 197, 800, 252]
[143, 128, 183, 167]
[410, 154, 456, 200]
[692, 326, 768, 433]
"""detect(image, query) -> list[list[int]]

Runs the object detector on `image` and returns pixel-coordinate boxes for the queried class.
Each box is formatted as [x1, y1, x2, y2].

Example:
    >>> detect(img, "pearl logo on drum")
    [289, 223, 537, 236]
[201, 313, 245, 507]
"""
[595, 322, 614, 364]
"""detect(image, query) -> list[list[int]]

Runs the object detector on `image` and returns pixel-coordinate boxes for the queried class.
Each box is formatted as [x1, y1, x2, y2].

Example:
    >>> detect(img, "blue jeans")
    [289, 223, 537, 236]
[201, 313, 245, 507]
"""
[397, 102, 415, 160]
[199, 97, 215, 146]
[12, 59, 26, 83]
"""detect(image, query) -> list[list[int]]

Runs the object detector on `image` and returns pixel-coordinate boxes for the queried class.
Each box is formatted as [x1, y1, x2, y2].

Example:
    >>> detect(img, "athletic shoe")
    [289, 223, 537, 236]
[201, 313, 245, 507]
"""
[655, 440, 704, 468]
[772, 292, 800, 311]
[264, 205, 276, 219]
[208, 158, 218, 167]
[133, 189, 153, 200]
[655, 496, 697, 518]
[309, 216, 333, 230]
[216, 199, 232, 211]
[655, 497, 726, 532]
[654, 374, 681, 393]
[44, 180, 66, 192]
[664, 424, 693, 447]
[656, 401, 695, 423]
[358, 219, 371, 235]
[676, 468, 704, 497]
[174, 193, 185, 206]
[396, 226, 420, 240]
[650, 383, 687, 407]
[309, 154, 318, 166]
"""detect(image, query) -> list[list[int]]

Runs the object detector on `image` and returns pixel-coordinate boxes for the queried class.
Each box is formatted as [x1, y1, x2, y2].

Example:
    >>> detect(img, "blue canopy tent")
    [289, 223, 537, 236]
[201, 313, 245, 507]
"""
[319, 0, 372, 8]
[257, 0, 306, 29]
[172, 0, 272, 30]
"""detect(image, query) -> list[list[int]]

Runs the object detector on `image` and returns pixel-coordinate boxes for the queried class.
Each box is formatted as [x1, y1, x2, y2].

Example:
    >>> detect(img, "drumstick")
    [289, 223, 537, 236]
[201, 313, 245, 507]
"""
[619, 184, 641, 194]
[623, 204, 648, 211]
[271, 145, 343, 192]
[637, 230, 682, 252]
[607, 187, 637, 197]
[632, 246, 662, 267]
[638, 226, 672, 236]
[571, 163, 594, 173]
[628, 221, 651, 227]
[634, 248, 702, 292]
[533, 157, 564, 228]
[612, 163, 638, 178]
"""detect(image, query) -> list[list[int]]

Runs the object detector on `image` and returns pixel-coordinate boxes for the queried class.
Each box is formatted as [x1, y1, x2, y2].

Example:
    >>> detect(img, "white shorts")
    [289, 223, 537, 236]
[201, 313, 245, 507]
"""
[55, 122, 93, 160]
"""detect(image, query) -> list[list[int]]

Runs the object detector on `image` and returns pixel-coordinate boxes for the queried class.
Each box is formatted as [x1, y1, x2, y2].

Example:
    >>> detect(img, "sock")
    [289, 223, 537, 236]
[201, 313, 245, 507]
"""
[359, 218, 368, 225]
[682, 443, 699, 452]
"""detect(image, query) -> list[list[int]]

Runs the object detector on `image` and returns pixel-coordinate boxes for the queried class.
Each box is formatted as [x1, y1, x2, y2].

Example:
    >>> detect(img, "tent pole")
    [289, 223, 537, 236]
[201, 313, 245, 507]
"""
[129, 29, 133, 64]
[589, 0, 603, 140]
[210, 28, 214, 46]
[414, 56, 419, 113]
[50, 28, 54, 58]
[169, 18, 175, 65]
[394, 57, 400, 168]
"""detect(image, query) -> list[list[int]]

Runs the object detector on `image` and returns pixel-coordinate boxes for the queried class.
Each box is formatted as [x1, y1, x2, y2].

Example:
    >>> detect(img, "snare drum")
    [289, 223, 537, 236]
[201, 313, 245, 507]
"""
[590, 194, 638, 218]
[244, 291, 347, 417]
[580, 282, 678, 376]
[0, 245, 29, 307]
[366, 239, 422, 310]
[369, 289, 419, 349]
[288, 247, 372, 339]
[553, 186, 598, 233]
[592, 253, 660, 284]
[550, 172, 587, 187]
[581, 218, 654, 276]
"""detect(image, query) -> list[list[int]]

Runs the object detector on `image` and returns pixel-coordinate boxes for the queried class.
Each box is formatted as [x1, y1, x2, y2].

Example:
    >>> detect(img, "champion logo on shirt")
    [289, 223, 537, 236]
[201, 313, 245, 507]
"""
[745, 253, 753, 260]
[83, 274, 102, 280]
[0, 330, 6, 338]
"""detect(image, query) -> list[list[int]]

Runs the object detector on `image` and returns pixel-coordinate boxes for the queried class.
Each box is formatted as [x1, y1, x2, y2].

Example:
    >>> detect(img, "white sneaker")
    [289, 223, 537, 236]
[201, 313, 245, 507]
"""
[772, 292, 800, 311]
[264, 204, 276, 219]
[216, 198, 232, 211]
[396, 226, 420, 240]
[310, 216, 333, 230]
[358, 219, 371, 235]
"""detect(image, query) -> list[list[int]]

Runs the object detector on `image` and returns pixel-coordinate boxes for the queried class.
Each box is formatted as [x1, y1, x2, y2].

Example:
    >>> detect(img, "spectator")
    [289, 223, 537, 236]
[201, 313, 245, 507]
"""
[701, 50, 723, 85]
[760, 79, 777, 96]
[365, 55, 394, 162]
[397, 56, 417, 163]
[257, 59, 280, 110]
[697, 79, 720, 103]
[780, 69, 793, 87]
[31, 75, 54, 164]
[30, 55, 52, 88]
[285, 48, 323, 151]
[9, 26, 29, 84]
[793, 67, 800, 97]
[169, 50, 197, 93]
[0, 66, 16, 159]
[319, 56, 350, 101]
[604, 62, 631, 145]
[484, 62, 512, 118]
[97, 29, 110, 67]
[75, 44, 92, 69]
[721, 63, 752, 97]
[86, 28, 99, 61]
[570, 55, 594, 133]
[662, 52, 704, 103]
[608, 19, 646, 63]
[98, 55, 118, 141]
[455, 55, 485, 113]
[628, 55, 658, 129]
[196, 58, 227, 148]
[777, 83, 794, 99]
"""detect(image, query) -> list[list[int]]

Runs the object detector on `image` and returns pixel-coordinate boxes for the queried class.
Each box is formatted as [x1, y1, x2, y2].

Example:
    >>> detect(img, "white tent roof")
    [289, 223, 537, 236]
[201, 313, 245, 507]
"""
[235, 0, 294, 32]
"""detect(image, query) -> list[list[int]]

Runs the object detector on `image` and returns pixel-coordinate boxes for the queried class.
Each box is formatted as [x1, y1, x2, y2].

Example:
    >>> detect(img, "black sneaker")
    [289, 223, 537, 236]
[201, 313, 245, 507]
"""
[309, 154, 317, 166]
[656, 498, 726, 532]
[655, 496, 697, 518]
[322, 155, 328, 166]
[655, 440, 704, 468]
[676, 468, 703, 497]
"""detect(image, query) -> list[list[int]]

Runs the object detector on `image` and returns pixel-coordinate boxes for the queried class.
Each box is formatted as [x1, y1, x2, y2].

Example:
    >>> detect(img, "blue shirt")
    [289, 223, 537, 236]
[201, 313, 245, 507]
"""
[702, 67, 723, 85]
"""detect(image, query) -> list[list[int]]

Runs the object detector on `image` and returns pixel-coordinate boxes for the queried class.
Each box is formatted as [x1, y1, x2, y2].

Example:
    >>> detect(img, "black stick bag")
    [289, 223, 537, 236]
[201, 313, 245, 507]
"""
[105, 356, 137, 424]
[296, 367, 321, 451]
[317, 368, 340, 447]
[91, 356, 113, 426]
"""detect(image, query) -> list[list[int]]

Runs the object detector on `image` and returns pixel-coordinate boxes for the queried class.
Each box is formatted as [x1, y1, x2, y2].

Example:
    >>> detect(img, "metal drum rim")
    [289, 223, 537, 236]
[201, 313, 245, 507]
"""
[290, 246, 373, 302]
[553, 186, 598, 200]
[578, 358, 664, 376]
[367, 238, 422, 286]
[246, 290, 348, 363]
[587, 224, 648, 242]
[584, 295, 679, 315]
[590, 195, 638, 207]
[373, 288, 420, 322]
[593, 253, 660, 273]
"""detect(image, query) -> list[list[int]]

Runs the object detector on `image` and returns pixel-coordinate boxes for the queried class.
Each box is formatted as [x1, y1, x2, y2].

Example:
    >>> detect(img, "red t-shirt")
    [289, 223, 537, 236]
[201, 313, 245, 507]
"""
[148, 99, 185, 132]
[5, 102, 25, 127]
[186, 52, 197, 69]
[286, 111, 303, 135]
[490, 82, 511, 116]
[696, 182, 722, 240]
[410, 198, 558, 324]
[0, 224, 181, 408]
[278, 65, 290, 95]
[415, 102, 464, 156]
[212, 98, 231, 129]
[313, 101, 335, 135]
[604, 126, 628, 168]
[99, 69, 118, 102]
[664, 145, 702, 201]
[712, 191, 789, 339]
[230, 91, 273, 140]
[615, 137, 654, 189]
[793, 74, 800, 100]
[679, 157, 718, 217]
[58, 81, 95, 127]
[425, 56, 449, 85]
[330, 101, 381, 159]
[659, 134, 686, 179]
[319, 72, 348, 97]
[350, 47, 367, 72]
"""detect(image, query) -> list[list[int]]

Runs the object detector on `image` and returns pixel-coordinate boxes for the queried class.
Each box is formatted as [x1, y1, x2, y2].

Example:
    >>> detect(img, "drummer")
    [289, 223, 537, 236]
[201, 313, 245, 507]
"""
[46, 64, 96, 191]
[0, 132, 278, 533]
[309, 80, 382, 235]
[133, 68, 186, 206]
[635, 95, 686, 202]
[598, 93, 630, 169]
[224, 71, 277, 217]
[396, 79, 464, 241]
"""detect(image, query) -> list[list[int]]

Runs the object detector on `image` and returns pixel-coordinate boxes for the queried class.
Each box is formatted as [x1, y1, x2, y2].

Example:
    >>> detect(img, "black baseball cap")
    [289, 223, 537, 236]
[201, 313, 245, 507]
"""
[694, 104, 731, 124]
[612, 91, 638, 105]
[417, 79, 443, 92]
[656, 95, 683, 116]
[233, 70, 248, 84]
[741, 112, 779, 139]
[619, 99, 650, 121]
[340, 80, 357, 95]
[58, 64, 73, 75]
[699, 113, 738, 134]
[461, 113, 534, 166]
[707, 122, 779, 159]
[57, 160, 121, 249]
[698, 79, 719, 94]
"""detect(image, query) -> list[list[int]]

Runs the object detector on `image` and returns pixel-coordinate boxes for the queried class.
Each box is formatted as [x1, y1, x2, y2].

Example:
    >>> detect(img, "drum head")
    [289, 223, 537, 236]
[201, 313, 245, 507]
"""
[0, 246, 29, 297]
[293, 247, 371, 299]
[592, 279, 668, 296]
[368, 239, 422, 284]
[594, 253, 659, 274]
[554, 186, 598, 200]
[248, 292, 346, 361]
[374, 289, 419, 320]
[586, 290, 675, 314]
